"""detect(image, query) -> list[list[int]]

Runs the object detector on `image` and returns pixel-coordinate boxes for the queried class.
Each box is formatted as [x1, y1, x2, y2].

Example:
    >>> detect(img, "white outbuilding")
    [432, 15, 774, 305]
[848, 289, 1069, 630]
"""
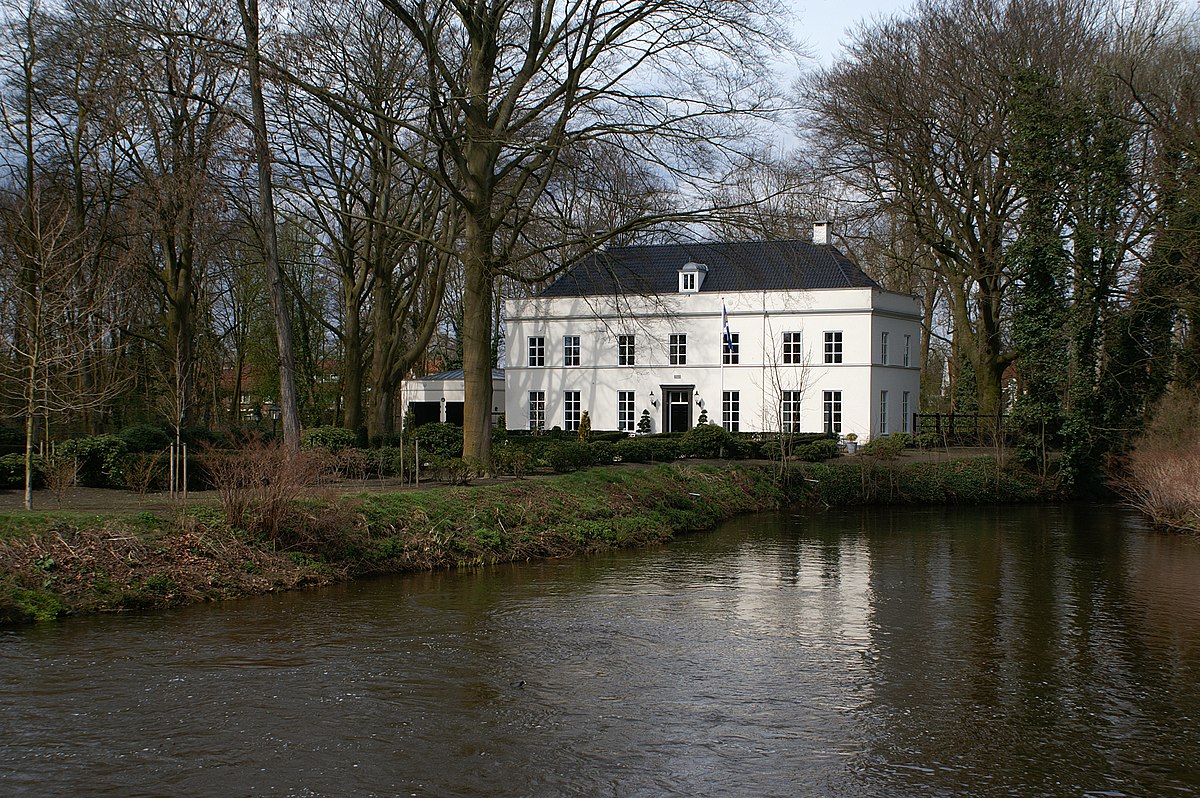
[503, 228, 921, 441]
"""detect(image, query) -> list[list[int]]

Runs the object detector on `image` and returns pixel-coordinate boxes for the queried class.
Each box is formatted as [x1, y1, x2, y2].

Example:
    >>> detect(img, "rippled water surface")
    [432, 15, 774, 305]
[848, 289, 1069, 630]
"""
[3, 504, 1200, 796]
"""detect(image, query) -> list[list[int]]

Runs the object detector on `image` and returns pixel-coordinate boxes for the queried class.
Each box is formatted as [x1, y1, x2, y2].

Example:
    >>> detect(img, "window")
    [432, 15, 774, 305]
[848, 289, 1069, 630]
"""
[528, 391, 545, 431]
[618, 334, 635, 366]
[880, 390, 889, 434]
[783, 331, 803, 364]
[881, 331, 890, 365]
[781, 390, 804, 432]
[723, 391, 740, 432]
[564, 391, 581, 431]
[823, 390, 842, 434]
[563, 335, 580, 367]
[618, 391, 636, 431]
[903, 334, 911, 367]
[529, 336, 545, 367]
[669, 333, 687, 365]
[723, 332, 739, 365]
[902, 391, 911, 433]
[824, 331, 843, 364]
[681, 272, 696, 291]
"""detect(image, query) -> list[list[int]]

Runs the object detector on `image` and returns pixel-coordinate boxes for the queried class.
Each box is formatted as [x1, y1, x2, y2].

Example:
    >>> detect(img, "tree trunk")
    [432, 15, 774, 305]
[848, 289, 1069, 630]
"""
[461, 215, 494, 467]
[342, 303, 364, 434]
[240, 0, 300, 450]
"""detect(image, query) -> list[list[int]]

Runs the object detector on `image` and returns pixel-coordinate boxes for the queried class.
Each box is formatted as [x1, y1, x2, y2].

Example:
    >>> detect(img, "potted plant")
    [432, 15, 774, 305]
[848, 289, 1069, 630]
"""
[844, 433, 858, 454]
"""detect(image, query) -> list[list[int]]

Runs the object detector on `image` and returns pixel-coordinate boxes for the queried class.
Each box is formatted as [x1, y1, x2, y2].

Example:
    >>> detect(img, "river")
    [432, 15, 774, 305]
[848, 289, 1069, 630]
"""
[2, 504, 1199, 797]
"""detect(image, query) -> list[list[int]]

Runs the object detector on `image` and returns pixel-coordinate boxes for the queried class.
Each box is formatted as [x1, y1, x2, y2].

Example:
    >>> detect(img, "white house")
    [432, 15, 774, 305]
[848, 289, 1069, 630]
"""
[502, 227, 921, 440]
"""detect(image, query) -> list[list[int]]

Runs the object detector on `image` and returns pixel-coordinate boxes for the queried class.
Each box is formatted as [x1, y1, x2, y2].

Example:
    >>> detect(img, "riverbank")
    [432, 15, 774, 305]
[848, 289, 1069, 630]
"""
[1, 456, 1055, 624]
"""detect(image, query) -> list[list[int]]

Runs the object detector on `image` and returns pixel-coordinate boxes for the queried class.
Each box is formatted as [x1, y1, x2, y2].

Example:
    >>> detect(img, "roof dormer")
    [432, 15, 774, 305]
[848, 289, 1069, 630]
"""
[678, 261, 708, 293]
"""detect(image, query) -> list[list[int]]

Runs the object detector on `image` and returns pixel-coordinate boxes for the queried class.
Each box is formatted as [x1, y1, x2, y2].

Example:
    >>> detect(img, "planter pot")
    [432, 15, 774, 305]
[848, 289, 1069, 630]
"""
[846, 441, 858, 454]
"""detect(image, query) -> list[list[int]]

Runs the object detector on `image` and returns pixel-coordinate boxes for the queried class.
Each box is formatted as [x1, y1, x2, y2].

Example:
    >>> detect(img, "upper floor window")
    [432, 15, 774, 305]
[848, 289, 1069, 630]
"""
[681, 272, 696, 291]
[723, 332, 739, 365]
[783, 331, 803, 364]
[563, 335, 580, 367]
[670, 333, 687, 365]
[529, 336, 545, 367]
[881, 331, 890, 365]
[903, 334, 911, 367]
[824, 331, 843, 364]
[618, 334, 635, 366]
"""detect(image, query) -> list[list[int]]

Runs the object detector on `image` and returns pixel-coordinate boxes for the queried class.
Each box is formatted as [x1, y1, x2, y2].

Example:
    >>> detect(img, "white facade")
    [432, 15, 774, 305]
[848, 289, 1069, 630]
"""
[400, 369, 505, 428]
[503, 243, 921, 440]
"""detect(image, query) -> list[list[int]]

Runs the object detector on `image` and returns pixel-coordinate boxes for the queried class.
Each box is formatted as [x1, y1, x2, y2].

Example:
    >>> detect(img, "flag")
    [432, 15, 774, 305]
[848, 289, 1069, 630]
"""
[722, 301, 734, 355]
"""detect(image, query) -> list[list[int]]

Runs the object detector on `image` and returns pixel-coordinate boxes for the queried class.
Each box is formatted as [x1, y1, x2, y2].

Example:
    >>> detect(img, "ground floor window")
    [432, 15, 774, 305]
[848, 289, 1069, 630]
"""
[618, 391, 635, 431]
[723, 391, 740, 432]
[564, 391, 581, 431]
[880, 390, 889, 434]
[781, 390, 803, 432]
[823, 390, 842, 434]
[529, 391, 545, 431]
[902, 391, 910, 433]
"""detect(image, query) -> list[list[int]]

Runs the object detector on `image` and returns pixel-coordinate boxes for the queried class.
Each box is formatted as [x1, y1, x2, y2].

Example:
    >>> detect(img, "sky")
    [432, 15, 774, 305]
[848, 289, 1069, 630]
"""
[790, 0, 913, 64]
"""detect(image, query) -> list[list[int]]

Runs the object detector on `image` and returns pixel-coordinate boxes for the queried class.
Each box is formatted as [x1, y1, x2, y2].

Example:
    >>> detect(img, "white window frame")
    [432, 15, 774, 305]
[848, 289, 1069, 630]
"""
[563, 335, 580, 367]
[881, 331, 890, 365]
[781, 390, 803, 432]
[669, 333, 687, 365]
[529, 336, 545, 367]
[618, 391, 635, 431]
[723, 332, 739, 365]
[782, 331, 803, 365]
[880, 390, 889, 434]
[618, 334, 635, 366]
[903, 334, 911, 368]
[823, 390, 842, 434]
[824, 331, 843, 364]
[564, 391, 581, 431]
[902, 391, 911, 433]
[528, 391, 545, 431]
[723, 391, 740, 432]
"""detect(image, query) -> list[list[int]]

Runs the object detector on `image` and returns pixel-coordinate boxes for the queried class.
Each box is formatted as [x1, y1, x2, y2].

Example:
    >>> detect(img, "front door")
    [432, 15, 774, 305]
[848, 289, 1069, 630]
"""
[664, 388, 692, 433]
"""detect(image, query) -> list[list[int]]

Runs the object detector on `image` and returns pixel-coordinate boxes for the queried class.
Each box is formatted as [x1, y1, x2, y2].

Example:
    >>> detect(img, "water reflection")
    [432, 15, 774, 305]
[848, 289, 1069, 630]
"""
[2, 505, 1199, 796]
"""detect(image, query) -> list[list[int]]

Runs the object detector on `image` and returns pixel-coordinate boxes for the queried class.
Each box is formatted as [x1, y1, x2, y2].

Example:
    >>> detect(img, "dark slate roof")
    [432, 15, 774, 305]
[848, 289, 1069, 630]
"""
[415, 369, 504, 382]
[539, 240, 879, 297]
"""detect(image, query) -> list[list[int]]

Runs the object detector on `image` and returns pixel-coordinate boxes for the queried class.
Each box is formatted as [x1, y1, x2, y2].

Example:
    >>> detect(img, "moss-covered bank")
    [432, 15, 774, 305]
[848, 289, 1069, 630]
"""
[1, 457, 1053, 625]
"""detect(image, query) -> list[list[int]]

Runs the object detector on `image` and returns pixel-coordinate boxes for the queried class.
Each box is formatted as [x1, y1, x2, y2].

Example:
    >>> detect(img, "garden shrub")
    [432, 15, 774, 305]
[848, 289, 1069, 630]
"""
[861, 434, 907, 460]
[589, 440, 617, 465]
[645, 437, 680, 462]
[58, 435, 129, 487]
[118, 423, 171, 453]
[413, 423, 464, 459]
[793, 439, 839, 462]
[301, 425, 358, 452]
[0, 453, 41, 489]
[680, 424, 738, 459]
[493, 446, 533, 477]
[615, 438, 652, 463]
[546, 441, 592, 472]
[591, 430, 628, 443]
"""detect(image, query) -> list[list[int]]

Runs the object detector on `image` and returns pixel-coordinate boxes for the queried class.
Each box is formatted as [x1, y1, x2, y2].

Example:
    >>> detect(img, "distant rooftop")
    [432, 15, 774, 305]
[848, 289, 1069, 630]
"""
[539, 239, 879, 298]
[411, 369, 504, 382]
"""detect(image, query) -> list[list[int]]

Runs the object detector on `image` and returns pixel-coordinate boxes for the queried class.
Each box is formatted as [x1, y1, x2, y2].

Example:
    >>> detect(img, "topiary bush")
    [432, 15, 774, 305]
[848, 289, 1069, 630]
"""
[58, 435, 129, 487]
[301, 425, 358, 452]
[680, 424, 738, 459]
[412, 423, 464, 459]
[118, 423, 171, 453]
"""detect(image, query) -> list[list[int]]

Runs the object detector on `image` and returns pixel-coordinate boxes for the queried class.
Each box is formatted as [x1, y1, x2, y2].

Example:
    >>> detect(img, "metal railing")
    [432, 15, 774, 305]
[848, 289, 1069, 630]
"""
[913, 413, 1009, 447]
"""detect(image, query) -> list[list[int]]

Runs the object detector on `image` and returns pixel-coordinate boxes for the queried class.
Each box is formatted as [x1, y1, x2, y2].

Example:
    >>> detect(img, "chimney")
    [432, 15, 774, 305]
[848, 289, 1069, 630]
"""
[812, 221, 830, 246]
